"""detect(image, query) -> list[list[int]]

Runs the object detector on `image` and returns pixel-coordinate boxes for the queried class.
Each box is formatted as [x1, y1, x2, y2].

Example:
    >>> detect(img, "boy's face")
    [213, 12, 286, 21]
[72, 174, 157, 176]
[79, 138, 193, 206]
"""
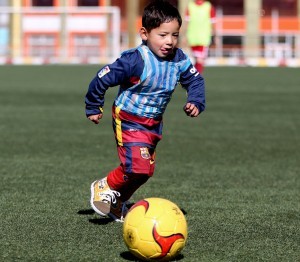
[140, 20, 180, 58]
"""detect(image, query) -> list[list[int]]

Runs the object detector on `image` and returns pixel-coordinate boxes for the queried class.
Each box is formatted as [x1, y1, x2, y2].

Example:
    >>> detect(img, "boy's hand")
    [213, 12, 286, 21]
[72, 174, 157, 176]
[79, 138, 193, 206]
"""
[184, 103, 200, 117]
[88, 113, 103, 124]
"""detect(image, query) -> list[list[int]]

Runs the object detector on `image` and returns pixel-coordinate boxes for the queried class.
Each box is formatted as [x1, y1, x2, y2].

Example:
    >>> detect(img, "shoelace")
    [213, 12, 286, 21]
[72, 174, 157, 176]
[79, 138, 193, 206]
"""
[119, 202, 129, 222]
[99, 189, 121, 204]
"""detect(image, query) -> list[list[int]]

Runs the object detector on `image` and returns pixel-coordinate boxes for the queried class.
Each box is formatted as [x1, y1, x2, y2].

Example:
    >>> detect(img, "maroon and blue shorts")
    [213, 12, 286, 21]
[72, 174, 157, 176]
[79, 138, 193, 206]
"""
[112, 105, 163, 176]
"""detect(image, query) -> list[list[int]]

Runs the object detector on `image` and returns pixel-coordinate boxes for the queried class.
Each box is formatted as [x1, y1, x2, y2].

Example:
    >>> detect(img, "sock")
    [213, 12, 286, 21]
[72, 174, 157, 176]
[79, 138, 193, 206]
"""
[107, 165, 149, 202]
[195, 62, 203, 74]
[106, 165, 125, 190]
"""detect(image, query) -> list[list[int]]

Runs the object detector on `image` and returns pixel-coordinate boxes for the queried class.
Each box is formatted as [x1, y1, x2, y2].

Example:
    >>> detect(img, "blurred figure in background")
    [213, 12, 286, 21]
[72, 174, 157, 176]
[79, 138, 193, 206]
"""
[182, 0, 216, 74]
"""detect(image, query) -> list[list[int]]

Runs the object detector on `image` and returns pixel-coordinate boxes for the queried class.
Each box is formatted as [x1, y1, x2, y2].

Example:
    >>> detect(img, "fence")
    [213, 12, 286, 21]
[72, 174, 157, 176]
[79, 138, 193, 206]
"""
[0, 6, 120, 64]
[0, 6, 299, 66]
[205, 9, 300, 66]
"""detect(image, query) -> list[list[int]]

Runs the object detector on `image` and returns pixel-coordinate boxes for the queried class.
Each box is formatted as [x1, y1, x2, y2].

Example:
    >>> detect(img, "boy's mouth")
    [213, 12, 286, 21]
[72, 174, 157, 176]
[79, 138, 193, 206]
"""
[161, 48, 172, 55]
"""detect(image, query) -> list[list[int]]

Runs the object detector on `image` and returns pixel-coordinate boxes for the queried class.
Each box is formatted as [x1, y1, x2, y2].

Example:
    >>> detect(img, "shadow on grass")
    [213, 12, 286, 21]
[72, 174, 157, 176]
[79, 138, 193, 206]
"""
[77, 205, 187, 226]
[120, 251, 184, 261]
[77, 209, 115, 224]
[120, 251, 139, 261]
[88, 217, 114, 225]
[77, 209, 95, 215]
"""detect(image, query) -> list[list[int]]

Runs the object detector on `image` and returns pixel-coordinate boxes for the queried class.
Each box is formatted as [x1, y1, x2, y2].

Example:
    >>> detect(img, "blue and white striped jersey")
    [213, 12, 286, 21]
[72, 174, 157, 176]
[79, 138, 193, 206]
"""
[85, 44, 205, 119]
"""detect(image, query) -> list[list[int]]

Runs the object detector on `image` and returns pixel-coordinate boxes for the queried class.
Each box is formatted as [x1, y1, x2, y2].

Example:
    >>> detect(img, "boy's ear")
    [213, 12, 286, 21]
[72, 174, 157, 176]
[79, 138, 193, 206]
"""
[139, 27, 148, 41]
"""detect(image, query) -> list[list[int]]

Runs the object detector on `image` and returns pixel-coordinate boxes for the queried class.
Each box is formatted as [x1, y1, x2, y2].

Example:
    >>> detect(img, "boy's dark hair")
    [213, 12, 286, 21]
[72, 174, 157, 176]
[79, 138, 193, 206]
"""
[142, 0, 182, 32]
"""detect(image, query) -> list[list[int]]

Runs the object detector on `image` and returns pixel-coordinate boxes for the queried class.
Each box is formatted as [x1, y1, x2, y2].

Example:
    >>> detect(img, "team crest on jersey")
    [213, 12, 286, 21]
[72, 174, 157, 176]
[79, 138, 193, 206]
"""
[98, 66, 110, 78]
[140, 147, 150, 159]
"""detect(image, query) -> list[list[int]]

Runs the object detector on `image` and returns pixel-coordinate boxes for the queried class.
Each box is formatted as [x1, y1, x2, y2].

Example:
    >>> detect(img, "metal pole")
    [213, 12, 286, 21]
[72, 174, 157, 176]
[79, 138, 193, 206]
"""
[11, 0, 22, 58]
[60, 0, 67, 60]
[244, 0, 262, 58]
[178, 0, 188, 18]
[126, 0, 139, 48]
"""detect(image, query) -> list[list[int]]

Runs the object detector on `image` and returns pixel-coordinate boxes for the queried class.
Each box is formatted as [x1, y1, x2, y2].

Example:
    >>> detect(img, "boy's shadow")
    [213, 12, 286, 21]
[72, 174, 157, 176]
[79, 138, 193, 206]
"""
[77, 205, 187, 225]
[77, 203, 136, 224]
[77, 209, 114, 224]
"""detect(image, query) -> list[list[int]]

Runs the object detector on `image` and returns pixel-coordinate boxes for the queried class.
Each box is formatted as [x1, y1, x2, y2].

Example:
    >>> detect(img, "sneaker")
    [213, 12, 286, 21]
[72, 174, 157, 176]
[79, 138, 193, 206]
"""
[108, 200, 129, 222]
[90, 177, 121, 217]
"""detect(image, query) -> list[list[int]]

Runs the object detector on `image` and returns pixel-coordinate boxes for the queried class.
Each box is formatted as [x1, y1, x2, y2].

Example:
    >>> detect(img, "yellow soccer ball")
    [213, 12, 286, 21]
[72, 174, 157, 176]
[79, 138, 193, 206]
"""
[123, 197, 188, 261]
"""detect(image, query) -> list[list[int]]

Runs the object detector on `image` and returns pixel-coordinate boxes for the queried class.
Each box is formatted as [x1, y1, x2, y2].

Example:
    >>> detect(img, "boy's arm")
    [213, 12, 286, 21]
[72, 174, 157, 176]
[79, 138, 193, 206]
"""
[180, 65, 206, 114]
[85, 51, 143, 117]
[85, 58, 129, 117]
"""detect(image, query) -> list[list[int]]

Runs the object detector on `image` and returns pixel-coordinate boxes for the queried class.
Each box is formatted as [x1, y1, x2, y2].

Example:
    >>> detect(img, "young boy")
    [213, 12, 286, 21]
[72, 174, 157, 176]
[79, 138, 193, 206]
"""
[85, 0, 206, 222]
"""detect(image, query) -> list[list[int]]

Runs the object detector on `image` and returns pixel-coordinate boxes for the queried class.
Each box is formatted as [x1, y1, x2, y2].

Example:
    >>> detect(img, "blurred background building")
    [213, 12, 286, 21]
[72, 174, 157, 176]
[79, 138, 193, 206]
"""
[0, 0, 299, 66]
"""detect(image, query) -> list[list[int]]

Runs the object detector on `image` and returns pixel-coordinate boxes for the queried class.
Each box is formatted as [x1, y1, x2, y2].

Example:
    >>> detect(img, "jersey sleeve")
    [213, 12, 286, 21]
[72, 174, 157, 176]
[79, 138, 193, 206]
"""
[180, 65, 206, 113]
[85, 50, 143, 116]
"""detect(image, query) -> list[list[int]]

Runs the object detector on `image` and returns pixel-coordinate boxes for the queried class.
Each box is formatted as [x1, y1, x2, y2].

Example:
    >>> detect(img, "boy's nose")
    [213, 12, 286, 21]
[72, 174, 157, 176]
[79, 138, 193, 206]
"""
[166, 36, 173, 45]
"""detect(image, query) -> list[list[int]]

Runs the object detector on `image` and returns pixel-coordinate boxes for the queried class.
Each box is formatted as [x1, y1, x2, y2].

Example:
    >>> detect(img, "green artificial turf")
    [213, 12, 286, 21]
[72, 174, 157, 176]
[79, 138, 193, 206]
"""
[0, 65, 299, 261]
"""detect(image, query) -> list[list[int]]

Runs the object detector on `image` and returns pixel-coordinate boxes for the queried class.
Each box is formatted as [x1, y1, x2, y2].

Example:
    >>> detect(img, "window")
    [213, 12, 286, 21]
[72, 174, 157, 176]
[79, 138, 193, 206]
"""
[77, 0, 99, 6]
[210, 0, 244, 15]
[32, 0, 54, 6]
[262, 0, 297, 16]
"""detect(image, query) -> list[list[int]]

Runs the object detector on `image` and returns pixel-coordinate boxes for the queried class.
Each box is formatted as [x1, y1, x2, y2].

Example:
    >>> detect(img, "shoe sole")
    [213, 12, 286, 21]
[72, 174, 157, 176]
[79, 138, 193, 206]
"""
[90, 181, 109, 217]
